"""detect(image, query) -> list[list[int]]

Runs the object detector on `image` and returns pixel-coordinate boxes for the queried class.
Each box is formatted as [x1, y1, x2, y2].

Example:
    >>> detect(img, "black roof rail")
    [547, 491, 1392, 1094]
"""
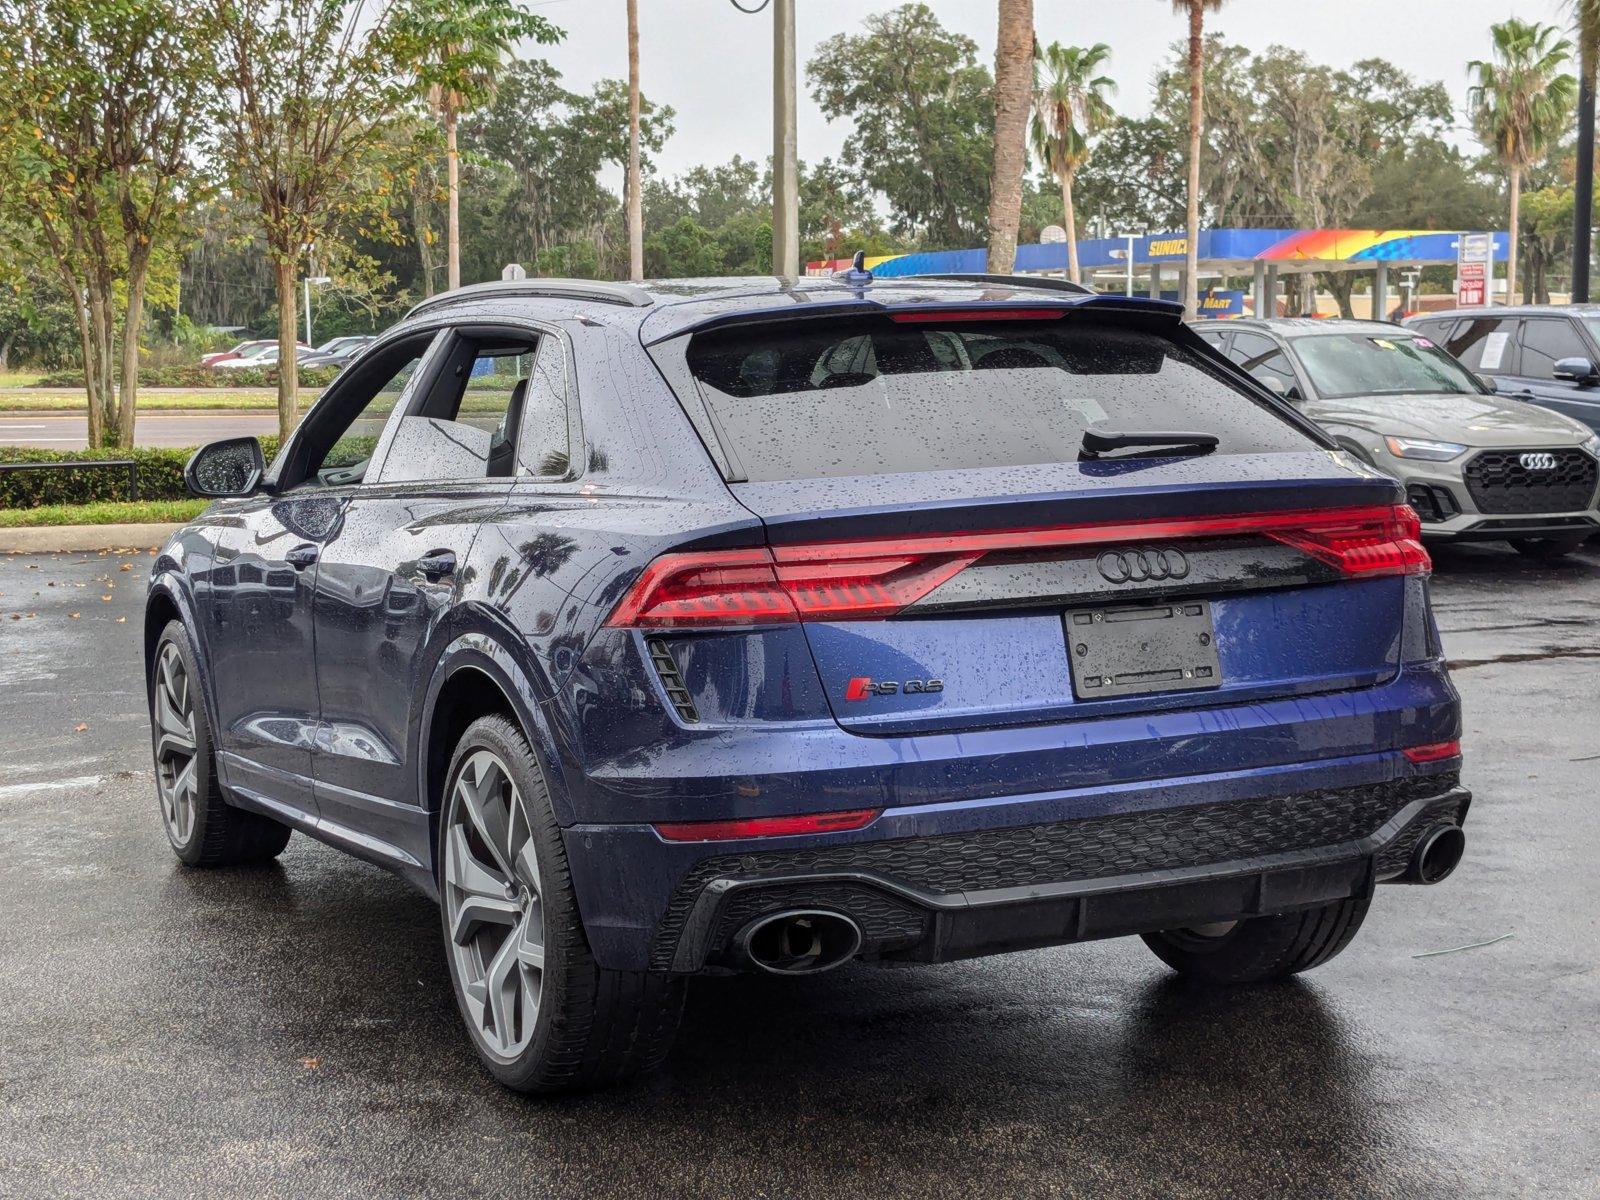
[907, 272, 1095, 296]
[406, 278, 654, 318]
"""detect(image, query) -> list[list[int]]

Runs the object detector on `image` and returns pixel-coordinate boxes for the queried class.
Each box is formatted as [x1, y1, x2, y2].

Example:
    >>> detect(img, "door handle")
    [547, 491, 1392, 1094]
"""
[418, 550, 457, 581]
[285, 544, 319, 571]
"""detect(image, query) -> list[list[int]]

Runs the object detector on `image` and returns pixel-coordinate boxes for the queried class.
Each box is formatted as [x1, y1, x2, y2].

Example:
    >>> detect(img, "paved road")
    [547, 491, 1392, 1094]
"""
[1, 543, 1597, 1198]
[0, 411, 276, 449]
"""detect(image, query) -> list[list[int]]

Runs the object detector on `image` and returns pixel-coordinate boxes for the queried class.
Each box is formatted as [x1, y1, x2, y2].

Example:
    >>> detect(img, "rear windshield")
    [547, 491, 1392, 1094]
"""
[682, 315, 1312, 481]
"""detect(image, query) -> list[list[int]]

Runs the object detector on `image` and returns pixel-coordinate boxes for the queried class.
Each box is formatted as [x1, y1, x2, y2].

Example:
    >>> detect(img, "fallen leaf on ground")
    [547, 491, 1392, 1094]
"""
[69, 613, 80, 619]
[101, 595, 112, 602]
[73, 723, 88, 733]
[116, 616, 127, 623]
[300, 1057, 321, 1070]
[119, 563, 133, 572]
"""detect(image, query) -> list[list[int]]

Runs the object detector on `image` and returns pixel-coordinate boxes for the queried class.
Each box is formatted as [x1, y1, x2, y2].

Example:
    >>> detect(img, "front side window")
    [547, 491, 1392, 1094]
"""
[305, 345, 431, 487]
[1444, 317, 1517, 374]
[1518, 319, 1589, 379]
[1291, 333, 1482, 400]
[372, 332, 566, 484]
[1226, 332, 1299, 396]
[683, 315, 1312, 482]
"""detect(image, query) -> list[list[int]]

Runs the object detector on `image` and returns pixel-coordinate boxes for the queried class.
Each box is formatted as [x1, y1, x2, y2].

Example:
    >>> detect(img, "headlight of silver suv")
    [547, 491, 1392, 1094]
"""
[1383, 436, 1468, 462]
[1581, 433, 1600, 460]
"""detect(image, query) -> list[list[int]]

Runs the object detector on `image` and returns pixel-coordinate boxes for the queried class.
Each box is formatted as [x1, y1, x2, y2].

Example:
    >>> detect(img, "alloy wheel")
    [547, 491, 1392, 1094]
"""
[153, 641, 199, 846]
[442, 749, 546, 1061]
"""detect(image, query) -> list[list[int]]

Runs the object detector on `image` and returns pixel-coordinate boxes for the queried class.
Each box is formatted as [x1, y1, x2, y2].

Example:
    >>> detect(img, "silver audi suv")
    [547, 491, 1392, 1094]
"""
[1196, 318, 1600, 558]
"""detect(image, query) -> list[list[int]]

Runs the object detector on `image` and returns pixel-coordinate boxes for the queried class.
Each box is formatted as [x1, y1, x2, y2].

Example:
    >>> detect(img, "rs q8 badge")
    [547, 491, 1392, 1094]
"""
[845, 677, 944, 701]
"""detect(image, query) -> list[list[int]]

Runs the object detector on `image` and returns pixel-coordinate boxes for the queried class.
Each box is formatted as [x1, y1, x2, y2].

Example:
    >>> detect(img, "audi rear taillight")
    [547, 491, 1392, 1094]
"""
[606, 504, 1429, 628]
[1268, 505, 1430, 578]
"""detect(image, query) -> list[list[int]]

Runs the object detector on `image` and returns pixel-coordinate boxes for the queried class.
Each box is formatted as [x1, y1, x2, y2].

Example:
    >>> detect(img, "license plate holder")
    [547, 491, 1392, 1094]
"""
[1065, 601, 1222, 700]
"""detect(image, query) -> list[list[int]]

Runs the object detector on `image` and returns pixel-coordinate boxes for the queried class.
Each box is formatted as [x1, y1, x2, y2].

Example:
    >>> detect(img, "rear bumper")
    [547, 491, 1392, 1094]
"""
[563, 765, 1467, 972]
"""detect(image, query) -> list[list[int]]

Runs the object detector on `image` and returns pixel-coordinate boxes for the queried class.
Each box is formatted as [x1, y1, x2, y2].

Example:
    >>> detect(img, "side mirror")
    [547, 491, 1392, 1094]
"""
[185, 436, 265, 498]
[1258, 375, 1302, 404]
[1553, 356, 1598, 385]
[1477, 373, 1500, 393]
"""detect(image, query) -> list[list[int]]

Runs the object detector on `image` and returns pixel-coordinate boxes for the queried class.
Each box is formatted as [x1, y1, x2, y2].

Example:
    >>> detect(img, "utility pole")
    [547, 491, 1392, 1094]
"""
[771, 0, 799, 278]
[1575, 47, 1596, 301]
[626, 0, 643, 282]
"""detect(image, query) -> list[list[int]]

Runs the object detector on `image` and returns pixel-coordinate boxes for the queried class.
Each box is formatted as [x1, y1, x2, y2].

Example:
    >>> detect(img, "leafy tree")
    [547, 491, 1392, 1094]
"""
[396, 0, 562, 290]
[1031, 42, 1116, 283]
[986, 0, 1034, 273]
[644, 217, 724, 278]
[0, 0, 211, 446]
[1468, 19, 1578, 304]
[1170, 0, 1227, 318]
[645, 157, 764, 232]
[808, 4, 994, 246]
[463, 61, 671, 279]
[799, 157, 884, 261]
[208, 0, 421, 440]
[1073, 118, 1186, 234]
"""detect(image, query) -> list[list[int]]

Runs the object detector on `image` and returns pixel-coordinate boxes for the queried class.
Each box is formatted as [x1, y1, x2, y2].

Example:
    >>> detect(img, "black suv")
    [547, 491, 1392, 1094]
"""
[1405, 305, 1600, 434]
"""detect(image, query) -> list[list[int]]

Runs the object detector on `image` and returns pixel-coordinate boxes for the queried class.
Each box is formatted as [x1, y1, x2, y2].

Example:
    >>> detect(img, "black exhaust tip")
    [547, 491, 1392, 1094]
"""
[1402, 823, 1466, 884]
[737, 910, 863, 975]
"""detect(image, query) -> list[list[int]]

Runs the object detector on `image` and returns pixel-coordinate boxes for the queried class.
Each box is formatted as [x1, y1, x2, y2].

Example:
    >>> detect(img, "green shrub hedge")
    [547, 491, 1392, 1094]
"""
[0, 437, 281, 508]
[35, 365, 339, 389]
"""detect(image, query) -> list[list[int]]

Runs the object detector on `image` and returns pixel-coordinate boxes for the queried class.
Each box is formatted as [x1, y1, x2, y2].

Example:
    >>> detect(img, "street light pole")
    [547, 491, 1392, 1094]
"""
[771, 0, 799, 278]
[1576, 72, 1595, 303]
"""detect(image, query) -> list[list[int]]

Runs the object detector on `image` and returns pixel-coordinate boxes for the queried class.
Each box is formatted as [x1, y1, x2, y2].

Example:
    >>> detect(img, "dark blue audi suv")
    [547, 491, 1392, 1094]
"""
[146, 272, 1469, 1092]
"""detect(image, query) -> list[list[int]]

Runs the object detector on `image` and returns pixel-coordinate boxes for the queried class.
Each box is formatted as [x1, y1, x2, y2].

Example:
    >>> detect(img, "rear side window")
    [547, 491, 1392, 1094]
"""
[1518, 318, 1589, 380]
[1445, 317, 1517, 374]
[683, 316, 1311, 482]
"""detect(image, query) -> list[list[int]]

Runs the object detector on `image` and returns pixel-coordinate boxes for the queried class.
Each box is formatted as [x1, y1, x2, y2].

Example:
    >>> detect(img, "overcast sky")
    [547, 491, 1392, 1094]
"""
[530, 0, 1572, 188]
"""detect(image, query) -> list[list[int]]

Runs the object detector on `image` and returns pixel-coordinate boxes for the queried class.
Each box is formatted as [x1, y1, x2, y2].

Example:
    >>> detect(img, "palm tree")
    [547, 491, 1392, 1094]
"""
[1468, 18, 1577, 306]
[404, 0, 562, 290]
[626, 0, 643, 281]
[1030, 42, 1115, 284]
[1171, 0, 1224, 318]
[1571, 0, 1599, 301]
[985, 0, 1034, 275]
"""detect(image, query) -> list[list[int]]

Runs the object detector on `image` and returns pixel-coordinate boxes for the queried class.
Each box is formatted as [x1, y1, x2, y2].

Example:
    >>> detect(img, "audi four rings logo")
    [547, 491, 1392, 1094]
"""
[1519, 452, 1557, 470]
[1096, 546, 1191, 584]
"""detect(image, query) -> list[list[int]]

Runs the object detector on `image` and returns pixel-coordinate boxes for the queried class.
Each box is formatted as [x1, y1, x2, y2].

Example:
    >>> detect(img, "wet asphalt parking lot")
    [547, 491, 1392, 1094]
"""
[0, 543, 1596, 1199]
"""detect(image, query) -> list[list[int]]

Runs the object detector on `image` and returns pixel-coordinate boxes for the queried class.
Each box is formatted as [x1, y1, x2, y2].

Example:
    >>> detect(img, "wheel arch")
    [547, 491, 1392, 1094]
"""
[143, 576, 220, 733]
[416, 624, 578, 884]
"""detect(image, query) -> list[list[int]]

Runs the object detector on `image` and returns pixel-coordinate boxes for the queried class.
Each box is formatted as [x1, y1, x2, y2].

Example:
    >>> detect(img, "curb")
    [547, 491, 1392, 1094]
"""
[0, 523, 181, 553]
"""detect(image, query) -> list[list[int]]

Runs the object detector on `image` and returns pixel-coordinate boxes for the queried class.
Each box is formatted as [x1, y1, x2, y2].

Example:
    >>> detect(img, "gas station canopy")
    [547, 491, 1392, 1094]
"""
[807, 228, 1510, 318]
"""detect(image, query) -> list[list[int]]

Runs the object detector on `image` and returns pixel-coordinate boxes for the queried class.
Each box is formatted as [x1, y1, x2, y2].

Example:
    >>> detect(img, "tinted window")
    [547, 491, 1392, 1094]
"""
[1409, 319, 1456, 344]
[684, 316, 1312, 482]
[1291, 333, 1481, 399]
[1445, 317, 1517, 374]
[513, 336, 572, 477]
[377, 340, 548, 483]
[309, 349, 428, 485]
[1227, 332, 1298, 395]
[1518, 319, 1589, 379]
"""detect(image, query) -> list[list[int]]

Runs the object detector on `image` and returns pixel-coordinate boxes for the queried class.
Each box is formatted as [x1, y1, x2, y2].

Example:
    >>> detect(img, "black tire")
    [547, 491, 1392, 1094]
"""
[1140, 894, 1370, 985]
[1510, 536, 1586, 561]
[149, 619, 291, 867]
[438, 714, 685, 1093]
